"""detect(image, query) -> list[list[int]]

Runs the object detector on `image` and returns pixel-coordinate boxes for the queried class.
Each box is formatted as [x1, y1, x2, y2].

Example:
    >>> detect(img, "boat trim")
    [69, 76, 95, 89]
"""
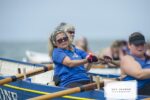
[0, 57, 45, 67]
[3, 84, 94, 100]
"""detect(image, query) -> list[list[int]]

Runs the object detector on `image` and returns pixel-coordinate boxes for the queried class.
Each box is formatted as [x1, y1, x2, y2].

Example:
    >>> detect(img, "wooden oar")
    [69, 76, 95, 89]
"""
[144, 98, 150, 100]
[98, 57, 120, 67]
[28, 82, 104, 100]
[0, 64, 53, 85]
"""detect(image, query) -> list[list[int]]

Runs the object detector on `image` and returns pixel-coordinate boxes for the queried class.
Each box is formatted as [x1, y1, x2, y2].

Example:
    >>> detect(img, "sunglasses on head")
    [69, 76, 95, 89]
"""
[56, 37, 68, 44]
[67, 31, 75, 34]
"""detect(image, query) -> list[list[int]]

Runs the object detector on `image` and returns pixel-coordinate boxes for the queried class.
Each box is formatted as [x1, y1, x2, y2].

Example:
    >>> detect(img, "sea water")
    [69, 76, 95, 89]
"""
[0, 39, 113, 60]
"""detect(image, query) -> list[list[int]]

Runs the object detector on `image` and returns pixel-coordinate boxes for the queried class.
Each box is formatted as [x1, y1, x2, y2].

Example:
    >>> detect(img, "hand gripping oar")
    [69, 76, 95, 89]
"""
[0, 64, 53, 85]
[28, 82, 104, 100]
[98, 57, 120, 67]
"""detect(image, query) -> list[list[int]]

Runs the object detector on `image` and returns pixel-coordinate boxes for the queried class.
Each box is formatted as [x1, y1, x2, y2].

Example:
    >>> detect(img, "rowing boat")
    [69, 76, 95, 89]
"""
[25, 50, 52, 64]
[2, 76, 149, 100]
[0, 58, 149, 100]
[0, 57, 120, 84]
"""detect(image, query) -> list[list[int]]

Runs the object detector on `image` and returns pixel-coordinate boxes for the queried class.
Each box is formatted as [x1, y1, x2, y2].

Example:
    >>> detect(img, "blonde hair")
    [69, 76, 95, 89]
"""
[55, 22, 75, 44]
[48, 22, 75, 57]
[48, 31, 55, 57]
[48, 30, 69, 57]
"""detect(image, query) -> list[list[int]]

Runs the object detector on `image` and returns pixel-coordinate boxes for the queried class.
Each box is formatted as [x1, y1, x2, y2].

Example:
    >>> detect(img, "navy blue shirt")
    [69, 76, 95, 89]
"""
[123, 54, 150, 89]
[52, 47, 90, 87]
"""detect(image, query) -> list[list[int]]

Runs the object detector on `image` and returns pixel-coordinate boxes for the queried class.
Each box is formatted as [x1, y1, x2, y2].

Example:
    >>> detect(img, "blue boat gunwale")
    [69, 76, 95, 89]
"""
[0, 57, 119, 78]
[0, 57, 48, 67]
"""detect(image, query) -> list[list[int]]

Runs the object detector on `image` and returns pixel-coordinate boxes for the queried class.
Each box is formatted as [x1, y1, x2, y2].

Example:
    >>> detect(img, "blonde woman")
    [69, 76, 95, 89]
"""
[49, 22, 75, 57]
[49, 30, 98, 88]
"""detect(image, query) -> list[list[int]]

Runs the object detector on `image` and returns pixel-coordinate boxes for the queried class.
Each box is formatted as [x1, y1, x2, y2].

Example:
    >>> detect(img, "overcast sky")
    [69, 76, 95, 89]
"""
[0, 0, 150, 42]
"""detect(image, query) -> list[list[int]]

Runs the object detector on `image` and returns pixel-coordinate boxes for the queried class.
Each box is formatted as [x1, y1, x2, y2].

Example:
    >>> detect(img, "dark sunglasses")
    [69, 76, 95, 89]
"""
[56, 37, 68, 44]
[67, 31, 75, 34]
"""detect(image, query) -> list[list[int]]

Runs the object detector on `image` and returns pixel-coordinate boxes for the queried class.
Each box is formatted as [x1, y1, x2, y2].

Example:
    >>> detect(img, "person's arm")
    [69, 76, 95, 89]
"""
[73, 47, 95, 70]
[121, 55, 150, 79]
[52, 49, 88, 67]
[62, 52, 98, 68]
[62, 56, 88, 67]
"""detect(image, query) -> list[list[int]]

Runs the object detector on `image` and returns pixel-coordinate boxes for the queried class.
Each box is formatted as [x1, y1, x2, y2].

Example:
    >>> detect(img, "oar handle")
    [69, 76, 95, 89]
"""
[98, 57, 119, 67]
[144, 98, 150, 100]
[0, 65, 53, 85]
[29, 87, 81, 100]
[110, 61, 119, 66]
[0, 78, 13, 86]
[29, 82, 104, 100]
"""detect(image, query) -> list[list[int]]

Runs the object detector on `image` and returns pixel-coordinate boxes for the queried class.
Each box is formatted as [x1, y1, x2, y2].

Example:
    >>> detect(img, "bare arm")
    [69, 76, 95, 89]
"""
[121, 55, 150, 79]
[62, 56, 88, 67]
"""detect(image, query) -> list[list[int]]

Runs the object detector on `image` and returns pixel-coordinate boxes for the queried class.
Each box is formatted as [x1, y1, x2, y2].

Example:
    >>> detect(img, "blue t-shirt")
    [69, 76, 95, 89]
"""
[52, 46, 90, 87]
[123, 54, 150, 89]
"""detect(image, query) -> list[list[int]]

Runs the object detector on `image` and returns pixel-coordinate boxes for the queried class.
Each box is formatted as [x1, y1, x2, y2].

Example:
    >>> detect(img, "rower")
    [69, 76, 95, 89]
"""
[51, 23, 93, 71]
[49, 29, 98, 88]
[120, 32, 150, 95]
[75, 37, 92, 54]
[98, 40, 129, 68]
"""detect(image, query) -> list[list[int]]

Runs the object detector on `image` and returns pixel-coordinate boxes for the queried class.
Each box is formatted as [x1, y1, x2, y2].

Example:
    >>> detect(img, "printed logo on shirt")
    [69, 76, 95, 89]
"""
[146, 60, 150, 64]
[72, 53, 79, 58]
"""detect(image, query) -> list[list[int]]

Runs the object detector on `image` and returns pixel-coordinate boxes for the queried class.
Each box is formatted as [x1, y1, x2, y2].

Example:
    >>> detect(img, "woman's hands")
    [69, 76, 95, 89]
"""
[86, 53, 98, 63]
[102, 55, 112, 64]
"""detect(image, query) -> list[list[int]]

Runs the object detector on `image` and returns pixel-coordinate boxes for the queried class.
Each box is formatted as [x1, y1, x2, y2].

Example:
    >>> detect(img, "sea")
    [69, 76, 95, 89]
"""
[0, 39, 114, 60]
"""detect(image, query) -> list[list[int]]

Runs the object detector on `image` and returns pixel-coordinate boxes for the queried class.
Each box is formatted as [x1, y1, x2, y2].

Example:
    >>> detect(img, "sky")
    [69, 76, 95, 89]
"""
[0, 0, 150, 42]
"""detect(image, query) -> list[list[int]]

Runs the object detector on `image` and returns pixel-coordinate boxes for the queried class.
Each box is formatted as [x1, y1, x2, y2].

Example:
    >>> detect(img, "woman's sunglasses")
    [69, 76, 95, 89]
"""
[56, 37, 68, 44]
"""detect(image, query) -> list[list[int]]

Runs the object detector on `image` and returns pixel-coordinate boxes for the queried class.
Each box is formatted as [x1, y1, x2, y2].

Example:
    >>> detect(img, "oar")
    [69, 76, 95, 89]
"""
[28, 82, 104, 100]
[144, 98, 150, 100]
[0, 64, 53, 85]
[98, 57, 120, 67]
